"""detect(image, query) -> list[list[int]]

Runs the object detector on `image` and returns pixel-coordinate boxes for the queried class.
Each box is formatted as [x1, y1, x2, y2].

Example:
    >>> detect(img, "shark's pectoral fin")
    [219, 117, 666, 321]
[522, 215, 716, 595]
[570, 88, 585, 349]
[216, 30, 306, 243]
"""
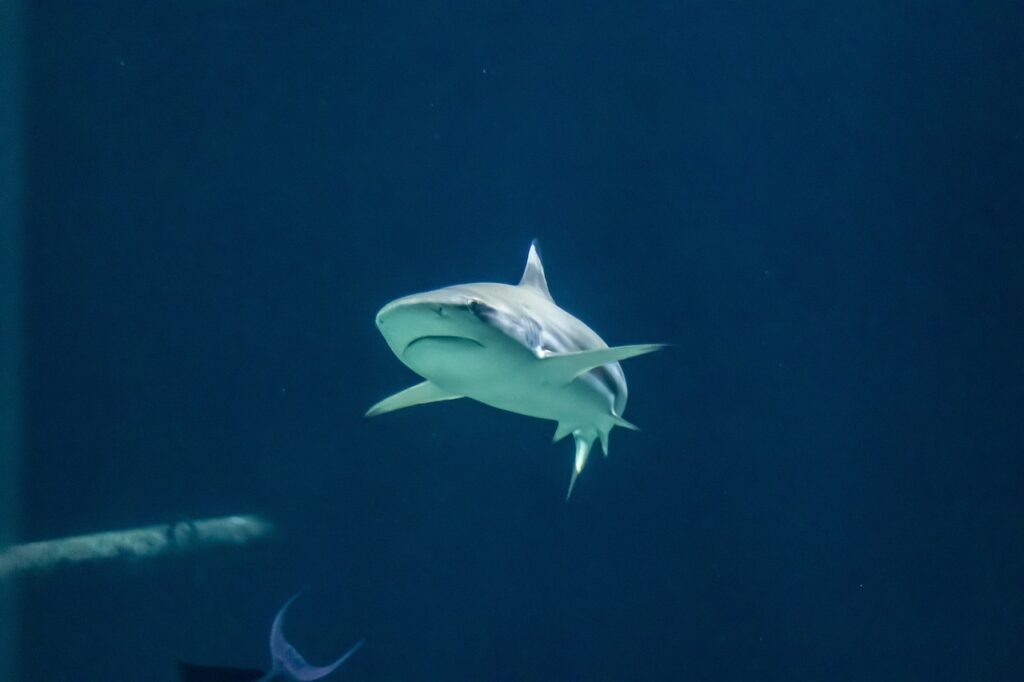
[364, 381, 463, 418]
[542, 343, 667, 385]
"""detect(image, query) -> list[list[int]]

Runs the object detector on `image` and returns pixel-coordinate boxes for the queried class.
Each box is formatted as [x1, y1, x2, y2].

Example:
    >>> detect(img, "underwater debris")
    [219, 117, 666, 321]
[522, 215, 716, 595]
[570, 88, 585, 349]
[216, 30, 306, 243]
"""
[0, 514, 274, 578]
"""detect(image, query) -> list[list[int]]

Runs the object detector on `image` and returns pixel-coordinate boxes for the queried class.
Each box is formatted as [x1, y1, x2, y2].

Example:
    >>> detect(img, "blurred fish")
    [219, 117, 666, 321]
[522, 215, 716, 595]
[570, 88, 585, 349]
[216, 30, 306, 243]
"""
[0, 515, 273, 578]
[367, 240, 664, 498]
[178, 594, 363, 682]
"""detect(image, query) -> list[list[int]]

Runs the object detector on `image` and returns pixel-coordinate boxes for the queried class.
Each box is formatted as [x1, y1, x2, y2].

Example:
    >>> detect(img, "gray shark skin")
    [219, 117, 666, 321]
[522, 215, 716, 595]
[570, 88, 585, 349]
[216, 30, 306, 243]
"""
[367, 241, 664, 498]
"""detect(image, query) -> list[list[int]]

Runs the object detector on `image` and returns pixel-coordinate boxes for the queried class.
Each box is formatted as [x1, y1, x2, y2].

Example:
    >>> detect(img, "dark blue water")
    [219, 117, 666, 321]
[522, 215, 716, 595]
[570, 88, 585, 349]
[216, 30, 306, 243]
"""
[17, 2, 1023, 680]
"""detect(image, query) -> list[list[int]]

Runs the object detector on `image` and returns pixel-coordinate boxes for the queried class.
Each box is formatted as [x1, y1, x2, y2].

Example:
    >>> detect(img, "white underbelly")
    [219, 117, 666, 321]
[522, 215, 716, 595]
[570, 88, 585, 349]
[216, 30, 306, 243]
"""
[402, 337, 612, 427]
[468, 376, 610, 426]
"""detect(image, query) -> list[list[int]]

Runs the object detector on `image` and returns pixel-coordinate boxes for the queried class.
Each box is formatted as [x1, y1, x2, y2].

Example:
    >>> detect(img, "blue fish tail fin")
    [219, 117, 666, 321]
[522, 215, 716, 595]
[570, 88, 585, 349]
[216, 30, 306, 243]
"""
[271, 594, 364, 681]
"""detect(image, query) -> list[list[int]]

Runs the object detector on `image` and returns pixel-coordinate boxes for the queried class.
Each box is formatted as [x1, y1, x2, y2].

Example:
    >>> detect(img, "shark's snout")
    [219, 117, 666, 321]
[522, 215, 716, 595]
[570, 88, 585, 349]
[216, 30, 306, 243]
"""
[375, 299, 402, 327]
[374, 294, 481, 362]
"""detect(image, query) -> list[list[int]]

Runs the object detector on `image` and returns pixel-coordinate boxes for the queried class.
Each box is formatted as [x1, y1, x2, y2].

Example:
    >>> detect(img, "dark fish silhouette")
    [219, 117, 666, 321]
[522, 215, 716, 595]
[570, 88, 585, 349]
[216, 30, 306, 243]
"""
[178, 594, 364, 682]
[177, 662, 266, 682]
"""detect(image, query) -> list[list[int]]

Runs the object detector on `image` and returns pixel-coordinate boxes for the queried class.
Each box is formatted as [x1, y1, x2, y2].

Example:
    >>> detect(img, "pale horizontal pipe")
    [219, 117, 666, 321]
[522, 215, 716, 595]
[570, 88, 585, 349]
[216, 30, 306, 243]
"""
[0, 514, 274, 578]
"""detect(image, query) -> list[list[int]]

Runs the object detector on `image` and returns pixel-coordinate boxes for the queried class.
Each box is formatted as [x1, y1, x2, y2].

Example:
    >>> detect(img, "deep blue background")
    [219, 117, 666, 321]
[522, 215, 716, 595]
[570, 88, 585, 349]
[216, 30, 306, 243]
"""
[18, 1, 1024, 680]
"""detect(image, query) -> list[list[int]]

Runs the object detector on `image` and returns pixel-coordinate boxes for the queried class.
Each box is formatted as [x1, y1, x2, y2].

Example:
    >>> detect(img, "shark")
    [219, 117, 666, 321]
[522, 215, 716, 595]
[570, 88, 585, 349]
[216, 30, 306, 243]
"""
[177, 594, 363, 682]
[366, 241, 664, 498]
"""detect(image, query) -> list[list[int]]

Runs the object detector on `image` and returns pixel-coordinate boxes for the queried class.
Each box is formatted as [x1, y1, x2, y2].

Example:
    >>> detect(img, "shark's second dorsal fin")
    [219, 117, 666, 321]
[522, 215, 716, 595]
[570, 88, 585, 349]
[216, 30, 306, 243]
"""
[519, 240, 553, 301]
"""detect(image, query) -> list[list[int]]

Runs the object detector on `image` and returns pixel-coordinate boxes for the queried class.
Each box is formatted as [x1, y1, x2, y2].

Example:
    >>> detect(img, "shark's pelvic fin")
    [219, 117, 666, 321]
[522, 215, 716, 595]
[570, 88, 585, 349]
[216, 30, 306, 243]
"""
[552, 422, 575, 443]
[566, 432, 595, 501]
[364, 381, 463, 418]
[541, 343, 666, 385]
[519, 240, 553, 301]
[610, 414, 638, 431]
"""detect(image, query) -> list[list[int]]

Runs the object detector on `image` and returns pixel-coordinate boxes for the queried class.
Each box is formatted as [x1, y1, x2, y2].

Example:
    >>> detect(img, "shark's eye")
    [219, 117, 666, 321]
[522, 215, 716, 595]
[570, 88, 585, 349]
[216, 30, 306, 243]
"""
[435, 306, 446, 317]
[467, 299, 493, 319]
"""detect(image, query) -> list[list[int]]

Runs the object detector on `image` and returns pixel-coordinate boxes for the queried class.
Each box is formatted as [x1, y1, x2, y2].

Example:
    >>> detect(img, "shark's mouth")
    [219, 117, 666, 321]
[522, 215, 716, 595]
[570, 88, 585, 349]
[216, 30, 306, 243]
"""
[403, 335, 484, 355]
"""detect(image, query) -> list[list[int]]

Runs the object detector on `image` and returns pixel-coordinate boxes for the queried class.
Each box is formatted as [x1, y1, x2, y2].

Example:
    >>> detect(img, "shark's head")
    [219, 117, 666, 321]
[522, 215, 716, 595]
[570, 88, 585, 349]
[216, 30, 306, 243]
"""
[375, 286, 506, 383]
[376, 288, 483, 352]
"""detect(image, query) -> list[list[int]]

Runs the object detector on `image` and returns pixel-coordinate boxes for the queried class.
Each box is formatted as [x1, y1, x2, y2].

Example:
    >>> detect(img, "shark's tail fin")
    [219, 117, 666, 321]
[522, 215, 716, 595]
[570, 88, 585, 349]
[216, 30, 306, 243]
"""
[176, 662, 266, 682]
[272, 594, 365, 680]
[566, 432, 597, 501]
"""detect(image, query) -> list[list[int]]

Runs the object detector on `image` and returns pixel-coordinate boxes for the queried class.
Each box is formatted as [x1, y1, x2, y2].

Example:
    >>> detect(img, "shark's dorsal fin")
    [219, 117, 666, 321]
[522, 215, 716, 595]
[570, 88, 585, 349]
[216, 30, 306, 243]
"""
[365, 381, 463, 418]
[518, 240, 553, 301]
[541, 343, 666, 385]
